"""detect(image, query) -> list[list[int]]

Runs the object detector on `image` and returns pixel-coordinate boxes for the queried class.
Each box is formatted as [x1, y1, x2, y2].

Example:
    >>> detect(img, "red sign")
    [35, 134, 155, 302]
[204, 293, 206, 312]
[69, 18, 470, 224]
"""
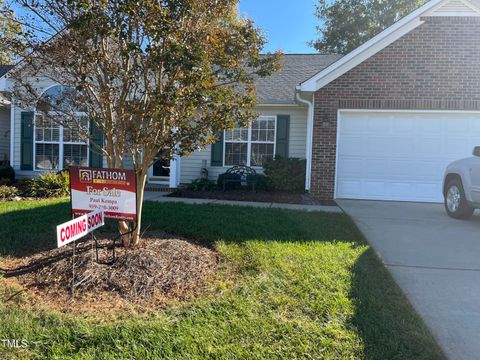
[70, 167, 137, 221]
[56, 210, 104, 248]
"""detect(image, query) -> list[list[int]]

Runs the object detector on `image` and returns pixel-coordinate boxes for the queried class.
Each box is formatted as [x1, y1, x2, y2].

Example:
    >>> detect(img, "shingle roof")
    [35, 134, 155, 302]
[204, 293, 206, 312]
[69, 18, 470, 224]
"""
[255, 54, 342, 104]
[1, 56, 344, 105]
[0, 65, 13, 77]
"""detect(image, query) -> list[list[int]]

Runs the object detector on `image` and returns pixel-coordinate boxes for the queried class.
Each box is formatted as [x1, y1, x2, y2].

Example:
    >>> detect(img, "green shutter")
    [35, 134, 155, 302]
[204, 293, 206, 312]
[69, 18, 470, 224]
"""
[210, 130, 224, 167]
[89, 120, 104, 168]
[21, 112, 34, 170]
[276, 115, 290, 158]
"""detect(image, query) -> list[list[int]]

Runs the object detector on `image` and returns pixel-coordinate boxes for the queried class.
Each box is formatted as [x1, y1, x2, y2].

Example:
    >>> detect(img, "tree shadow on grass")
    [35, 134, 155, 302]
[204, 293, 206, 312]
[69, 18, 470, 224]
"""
[349, 248, 446, 360]
[0, 201, 71, 258]
[141, 201, 365, 246]
[0, 200, 363, 258]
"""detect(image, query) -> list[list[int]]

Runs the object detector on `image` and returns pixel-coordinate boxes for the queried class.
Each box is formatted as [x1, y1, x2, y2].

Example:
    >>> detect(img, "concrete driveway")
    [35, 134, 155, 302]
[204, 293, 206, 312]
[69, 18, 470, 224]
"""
[337, 200, 480, 360]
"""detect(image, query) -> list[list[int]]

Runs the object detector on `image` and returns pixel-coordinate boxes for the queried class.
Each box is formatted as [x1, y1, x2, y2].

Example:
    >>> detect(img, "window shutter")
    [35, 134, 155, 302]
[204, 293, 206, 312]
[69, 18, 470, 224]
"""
[276, 115, 290, 158]
[21, 112, 34, 170]
[89, 120, 104, 168]
[210, 130, 224, 167]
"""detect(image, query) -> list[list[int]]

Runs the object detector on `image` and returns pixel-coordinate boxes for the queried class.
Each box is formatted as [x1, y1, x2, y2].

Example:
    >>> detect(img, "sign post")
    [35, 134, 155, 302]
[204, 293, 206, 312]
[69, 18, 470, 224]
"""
[56, 210, 104, 297]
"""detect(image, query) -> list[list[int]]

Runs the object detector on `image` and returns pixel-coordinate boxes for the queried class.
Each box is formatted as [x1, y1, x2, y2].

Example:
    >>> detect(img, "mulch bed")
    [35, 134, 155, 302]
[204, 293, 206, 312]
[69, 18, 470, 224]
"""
[0, 232, 218, 309]
[169, 189, 337, 206]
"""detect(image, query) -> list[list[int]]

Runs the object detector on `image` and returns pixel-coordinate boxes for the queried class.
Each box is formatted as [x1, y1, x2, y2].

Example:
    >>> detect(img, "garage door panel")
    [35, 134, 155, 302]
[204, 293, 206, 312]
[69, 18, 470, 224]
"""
[336, 111, 480, 203]
[367, 118, 390, 132]
[393, 118, 414, 132]
[338, 136, 365, 156]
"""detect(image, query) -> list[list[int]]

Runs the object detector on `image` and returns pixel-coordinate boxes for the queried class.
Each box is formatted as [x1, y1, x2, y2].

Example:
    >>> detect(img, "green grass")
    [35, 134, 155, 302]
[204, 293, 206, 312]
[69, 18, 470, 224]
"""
[0, 199, 444, 359]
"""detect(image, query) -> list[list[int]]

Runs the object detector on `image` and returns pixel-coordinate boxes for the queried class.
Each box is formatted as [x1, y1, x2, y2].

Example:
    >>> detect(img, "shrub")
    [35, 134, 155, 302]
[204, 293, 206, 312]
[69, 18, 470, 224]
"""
[0, 185, 19, 200]
[0, 178, 12, 186]
[217, 172, 242, 190]
[24, 172, 70, 198]
[247, 173, 272, 191]
[263, 156, 306, 193]
[0, 165, 15, 184]
[188, 178, 217, 192]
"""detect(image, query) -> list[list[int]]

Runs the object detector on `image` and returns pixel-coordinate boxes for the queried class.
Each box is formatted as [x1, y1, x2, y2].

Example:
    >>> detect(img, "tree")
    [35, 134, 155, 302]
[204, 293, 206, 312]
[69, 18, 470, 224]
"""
[311, 0, 428, 54]
[0, 0, 22, 63]
[5, 0, 281, 246]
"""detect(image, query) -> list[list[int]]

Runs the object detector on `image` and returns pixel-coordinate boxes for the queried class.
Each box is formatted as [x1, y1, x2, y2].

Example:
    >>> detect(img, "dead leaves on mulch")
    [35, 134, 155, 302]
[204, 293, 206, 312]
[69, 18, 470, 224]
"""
[0, 232, 218, 313]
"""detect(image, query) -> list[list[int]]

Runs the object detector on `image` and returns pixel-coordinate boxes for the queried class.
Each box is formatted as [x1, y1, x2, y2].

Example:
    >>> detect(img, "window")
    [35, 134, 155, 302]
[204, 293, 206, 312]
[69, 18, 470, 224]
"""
[224, 116, 276, 167]
[34, 85, 89, 170]
[34, 114, 60, 170]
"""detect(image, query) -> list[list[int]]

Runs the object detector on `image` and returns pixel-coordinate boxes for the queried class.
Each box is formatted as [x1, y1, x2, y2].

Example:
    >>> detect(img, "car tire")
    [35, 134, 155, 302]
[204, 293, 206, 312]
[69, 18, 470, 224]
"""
[444, 178, 474, 219]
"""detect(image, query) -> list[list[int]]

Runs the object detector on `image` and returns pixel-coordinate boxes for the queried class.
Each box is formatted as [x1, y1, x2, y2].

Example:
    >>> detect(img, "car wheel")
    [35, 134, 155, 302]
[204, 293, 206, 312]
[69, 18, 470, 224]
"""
[444, 179, 474, 219]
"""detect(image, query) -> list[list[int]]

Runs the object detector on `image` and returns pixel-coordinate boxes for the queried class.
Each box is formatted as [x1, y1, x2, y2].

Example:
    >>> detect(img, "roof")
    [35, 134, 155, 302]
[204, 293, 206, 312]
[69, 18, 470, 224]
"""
[0, 65, 13, 78]
[299, 0, 480, 92]
[256, 54, 342, 104]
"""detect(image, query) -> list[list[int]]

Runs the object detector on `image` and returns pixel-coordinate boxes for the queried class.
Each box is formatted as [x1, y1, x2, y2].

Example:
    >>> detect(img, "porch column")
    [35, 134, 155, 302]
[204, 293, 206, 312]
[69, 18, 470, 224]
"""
[169, 155, 181, 188]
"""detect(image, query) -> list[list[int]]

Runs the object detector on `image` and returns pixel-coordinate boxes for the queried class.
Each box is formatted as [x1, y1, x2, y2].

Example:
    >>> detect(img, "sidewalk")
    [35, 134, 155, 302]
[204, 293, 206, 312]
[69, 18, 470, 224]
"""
[143, 191, 343, 213]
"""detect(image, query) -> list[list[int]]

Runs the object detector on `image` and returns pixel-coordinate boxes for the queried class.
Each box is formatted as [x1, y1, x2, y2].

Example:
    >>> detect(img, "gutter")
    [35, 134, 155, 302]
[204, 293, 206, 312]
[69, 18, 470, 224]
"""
[295, 90, 314, 192]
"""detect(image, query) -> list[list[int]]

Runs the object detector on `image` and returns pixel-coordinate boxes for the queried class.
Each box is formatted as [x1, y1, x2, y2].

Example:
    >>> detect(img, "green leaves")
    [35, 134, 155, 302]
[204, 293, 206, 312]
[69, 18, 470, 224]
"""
[312, 0, 428, 54]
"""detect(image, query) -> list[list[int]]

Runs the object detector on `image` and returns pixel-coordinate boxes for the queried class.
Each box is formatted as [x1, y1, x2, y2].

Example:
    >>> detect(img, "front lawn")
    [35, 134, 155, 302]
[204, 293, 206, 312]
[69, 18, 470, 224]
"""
[0, 199, 444, 359]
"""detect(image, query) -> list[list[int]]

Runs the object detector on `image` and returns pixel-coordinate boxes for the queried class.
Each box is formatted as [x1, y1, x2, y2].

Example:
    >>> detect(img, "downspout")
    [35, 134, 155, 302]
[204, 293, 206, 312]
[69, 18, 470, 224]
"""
[295, 91, 314, 192]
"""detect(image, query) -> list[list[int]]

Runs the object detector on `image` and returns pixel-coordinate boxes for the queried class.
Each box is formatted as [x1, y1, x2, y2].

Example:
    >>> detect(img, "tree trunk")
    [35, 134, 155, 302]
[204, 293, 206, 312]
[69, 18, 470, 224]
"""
[130, 170, 148, 247]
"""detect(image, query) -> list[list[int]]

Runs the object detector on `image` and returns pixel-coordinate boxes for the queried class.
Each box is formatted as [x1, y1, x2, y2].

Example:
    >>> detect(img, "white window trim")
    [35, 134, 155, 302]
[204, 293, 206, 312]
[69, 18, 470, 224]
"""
[222, 115, 277, 168]
[33, 112, 89, 171]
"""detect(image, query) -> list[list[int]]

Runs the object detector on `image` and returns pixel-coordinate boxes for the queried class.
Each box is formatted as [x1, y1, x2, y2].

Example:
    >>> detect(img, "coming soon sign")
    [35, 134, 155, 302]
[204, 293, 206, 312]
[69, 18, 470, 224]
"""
[70, 167, 137, 221]
[57, 210, 104, 248]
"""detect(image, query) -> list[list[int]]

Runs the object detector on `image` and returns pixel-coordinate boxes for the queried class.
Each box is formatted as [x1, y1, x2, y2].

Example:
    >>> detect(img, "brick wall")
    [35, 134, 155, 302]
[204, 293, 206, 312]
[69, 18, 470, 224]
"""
[311, 17, 480, 199]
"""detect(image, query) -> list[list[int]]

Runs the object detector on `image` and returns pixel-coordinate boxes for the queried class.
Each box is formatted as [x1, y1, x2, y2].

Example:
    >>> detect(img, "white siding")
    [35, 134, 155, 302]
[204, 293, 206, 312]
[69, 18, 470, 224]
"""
[0, 108, 9, 162]
[179, 106, 308, 184]
[429, 0, 480, 16]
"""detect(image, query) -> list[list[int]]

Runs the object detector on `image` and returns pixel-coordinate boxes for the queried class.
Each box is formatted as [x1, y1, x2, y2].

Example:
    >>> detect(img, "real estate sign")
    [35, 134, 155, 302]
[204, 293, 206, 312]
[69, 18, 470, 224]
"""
[70, 167, 137, 221]
[57, 210, 104, 248]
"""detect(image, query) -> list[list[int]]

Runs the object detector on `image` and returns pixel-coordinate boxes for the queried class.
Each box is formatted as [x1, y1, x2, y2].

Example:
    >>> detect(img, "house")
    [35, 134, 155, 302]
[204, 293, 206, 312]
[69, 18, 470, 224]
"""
[0, 55, 341, 191]
[1, 0, 480, 203]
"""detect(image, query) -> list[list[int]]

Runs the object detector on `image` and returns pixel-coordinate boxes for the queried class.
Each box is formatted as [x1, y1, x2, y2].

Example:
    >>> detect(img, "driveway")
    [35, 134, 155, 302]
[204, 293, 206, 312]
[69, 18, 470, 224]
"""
[337, 200, 480, 360]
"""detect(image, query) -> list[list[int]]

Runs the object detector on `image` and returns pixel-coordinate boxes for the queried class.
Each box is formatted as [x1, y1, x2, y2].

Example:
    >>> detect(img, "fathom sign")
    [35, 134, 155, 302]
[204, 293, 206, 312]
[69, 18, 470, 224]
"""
[70, 167, 137, 221]
[57, 210, 104, 248]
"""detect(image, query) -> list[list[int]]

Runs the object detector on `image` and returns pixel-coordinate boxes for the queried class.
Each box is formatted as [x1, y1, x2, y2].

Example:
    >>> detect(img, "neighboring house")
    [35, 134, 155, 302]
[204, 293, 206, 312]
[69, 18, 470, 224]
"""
[1, 0, 480, 204]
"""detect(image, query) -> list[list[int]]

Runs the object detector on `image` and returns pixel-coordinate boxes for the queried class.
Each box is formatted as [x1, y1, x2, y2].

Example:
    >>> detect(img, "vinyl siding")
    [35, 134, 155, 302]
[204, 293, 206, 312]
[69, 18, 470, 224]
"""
[179, 106, 308, 184]
[0, 108, 9, 162]
[430, 0, 480, 16]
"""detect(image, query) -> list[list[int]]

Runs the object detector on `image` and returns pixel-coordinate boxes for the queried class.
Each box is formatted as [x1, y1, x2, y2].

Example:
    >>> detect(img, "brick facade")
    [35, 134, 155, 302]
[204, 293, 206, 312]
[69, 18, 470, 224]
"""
[311, 17, 480, 200]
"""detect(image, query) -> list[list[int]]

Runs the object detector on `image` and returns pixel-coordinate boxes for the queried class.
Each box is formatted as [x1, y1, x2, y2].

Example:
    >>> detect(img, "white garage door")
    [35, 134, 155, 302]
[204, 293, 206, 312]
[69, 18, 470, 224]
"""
[336, 111, 480, 202]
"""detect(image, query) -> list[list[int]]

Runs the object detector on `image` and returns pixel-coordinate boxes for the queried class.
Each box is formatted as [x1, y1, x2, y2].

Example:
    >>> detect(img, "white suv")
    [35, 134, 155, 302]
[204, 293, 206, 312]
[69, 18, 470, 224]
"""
[443, 146, 480, 219]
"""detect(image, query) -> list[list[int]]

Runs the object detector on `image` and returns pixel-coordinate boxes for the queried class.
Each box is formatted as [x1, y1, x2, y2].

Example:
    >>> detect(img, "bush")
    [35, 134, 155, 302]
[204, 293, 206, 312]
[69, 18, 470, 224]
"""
[217, 172, 242, 190]
[0, 178, 12, 186]
[263, 156, 306, 193]
[188, 178, 217, 192]
[24, 172, 70, 198]
[0, 185, 19, 200]
[247, 173, 272, 191]
[0, 165, 15, 184]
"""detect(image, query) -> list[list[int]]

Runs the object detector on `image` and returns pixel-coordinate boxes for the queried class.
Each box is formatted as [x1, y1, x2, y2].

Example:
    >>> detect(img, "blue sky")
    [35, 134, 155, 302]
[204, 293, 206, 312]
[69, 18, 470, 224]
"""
[239, 0, 319, 54]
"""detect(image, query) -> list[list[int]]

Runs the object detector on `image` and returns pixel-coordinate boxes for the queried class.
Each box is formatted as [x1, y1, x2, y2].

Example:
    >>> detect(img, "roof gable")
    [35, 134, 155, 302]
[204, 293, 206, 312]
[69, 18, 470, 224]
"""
[299, 0, 480, 92]
[426, 0, 480, 16]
